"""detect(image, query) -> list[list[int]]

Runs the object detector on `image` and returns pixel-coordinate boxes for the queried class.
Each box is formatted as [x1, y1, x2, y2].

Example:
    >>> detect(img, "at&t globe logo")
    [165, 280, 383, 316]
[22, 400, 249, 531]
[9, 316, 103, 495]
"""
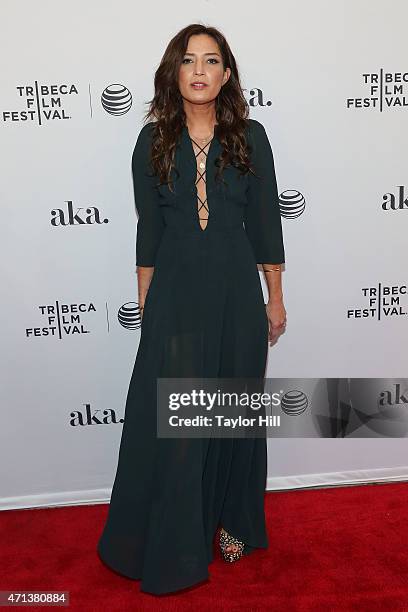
[101, 84, 132, 115]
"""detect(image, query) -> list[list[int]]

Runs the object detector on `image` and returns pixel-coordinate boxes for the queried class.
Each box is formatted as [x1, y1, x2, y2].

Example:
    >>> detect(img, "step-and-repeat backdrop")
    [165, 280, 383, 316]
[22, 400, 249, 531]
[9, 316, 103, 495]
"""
[1, 1, 407, 509]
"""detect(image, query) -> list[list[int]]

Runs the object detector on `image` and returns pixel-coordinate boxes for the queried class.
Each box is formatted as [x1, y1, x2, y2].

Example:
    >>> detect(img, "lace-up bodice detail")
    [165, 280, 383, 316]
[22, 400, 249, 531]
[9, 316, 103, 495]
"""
[189, 136, 213, 231]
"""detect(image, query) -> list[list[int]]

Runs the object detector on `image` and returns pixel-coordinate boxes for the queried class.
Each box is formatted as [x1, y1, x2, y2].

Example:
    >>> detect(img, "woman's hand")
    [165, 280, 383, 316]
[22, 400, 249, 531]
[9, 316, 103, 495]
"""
[265, 297, 287, 345]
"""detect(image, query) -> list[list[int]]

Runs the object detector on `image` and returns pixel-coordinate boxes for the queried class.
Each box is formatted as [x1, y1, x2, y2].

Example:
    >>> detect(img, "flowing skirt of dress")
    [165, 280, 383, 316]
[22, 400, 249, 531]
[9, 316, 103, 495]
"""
[97, 223, 270, 595]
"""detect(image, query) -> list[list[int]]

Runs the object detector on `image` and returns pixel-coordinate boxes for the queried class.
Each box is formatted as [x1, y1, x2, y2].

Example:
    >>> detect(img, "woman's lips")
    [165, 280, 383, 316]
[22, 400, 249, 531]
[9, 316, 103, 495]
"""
[191, 83, 207, 89]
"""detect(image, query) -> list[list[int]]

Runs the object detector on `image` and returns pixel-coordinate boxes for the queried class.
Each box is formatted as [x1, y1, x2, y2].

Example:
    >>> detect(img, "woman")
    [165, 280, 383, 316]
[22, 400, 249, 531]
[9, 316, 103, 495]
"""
[97, 23, 287, 595]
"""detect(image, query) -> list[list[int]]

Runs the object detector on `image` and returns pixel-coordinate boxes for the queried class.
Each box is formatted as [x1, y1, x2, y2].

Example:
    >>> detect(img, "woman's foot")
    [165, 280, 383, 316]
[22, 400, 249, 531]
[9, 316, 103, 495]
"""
[220, 528, 238, 554]
[219, 527, 245, 562]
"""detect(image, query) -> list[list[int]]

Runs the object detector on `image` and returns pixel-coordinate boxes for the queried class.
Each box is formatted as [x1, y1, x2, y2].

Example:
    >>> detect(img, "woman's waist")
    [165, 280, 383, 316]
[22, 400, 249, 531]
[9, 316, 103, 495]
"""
[163, 222, 245, 238]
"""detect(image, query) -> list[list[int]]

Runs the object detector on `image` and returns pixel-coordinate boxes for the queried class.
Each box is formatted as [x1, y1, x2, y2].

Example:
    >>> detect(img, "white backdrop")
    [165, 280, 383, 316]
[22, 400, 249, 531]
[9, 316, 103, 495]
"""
[1, 0, 408, 510]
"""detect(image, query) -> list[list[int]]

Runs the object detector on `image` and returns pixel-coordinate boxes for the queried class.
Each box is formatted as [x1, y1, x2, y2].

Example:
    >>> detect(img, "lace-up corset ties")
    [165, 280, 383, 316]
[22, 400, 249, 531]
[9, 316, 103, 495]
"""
[189, 135, 213, 232]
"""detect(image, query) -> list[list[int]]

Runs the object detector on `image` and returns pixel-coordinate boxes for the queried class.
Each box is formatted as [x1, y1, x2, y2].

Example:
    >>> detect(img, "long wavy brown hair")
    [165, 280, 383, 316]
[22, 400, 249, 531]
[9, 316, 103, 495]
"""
[143, 23, 256, 192]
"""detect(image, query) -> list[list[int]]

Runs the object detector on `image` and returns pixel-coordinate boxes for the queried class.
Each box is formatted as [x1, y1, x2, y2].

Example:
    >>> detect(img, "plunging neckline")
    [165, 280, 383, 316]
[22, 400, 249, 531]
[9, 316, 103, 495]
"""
[184, 126, 218, 233]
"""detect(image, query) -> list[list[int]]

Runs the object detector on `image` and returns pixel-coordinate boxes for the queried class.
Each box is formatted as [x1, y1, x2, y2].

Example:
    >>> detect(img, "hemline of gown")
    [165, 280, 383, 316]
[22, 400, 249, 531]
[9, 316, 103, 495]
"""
[97, 544, 210, 595]
[97, 522, 268, 595]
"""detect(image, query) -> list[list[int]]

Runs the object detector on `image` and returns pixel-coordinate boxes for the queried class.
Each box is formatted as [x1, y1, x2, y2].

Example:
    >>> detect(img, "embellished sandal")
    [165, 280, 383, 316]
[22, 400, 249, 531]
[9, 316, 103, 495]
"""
[219, 527, 245, 562]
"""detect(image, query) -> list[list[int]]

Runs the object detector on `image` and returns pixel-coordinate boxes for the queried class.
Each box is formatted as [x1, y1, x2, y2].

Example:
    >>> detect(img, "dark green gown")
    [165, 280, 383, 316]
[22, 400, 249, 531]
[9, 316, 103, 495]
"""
[97, 118, 285, 595]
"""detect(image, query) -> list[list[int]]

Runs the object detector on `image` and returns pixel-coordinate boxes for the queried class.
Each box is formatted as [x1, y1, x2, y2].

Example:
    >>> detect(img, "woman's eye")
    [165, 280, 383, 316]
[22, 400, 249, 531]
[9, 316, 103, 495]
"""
[182, 58, 219, 64]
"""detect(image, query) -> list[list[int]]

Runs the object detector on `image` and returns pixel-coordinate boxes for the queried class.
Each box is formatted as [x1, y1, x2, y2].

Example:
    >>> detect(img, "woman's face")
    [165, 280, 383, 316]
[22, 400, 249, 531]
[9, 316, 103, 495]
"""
[178, 34, 231, 107]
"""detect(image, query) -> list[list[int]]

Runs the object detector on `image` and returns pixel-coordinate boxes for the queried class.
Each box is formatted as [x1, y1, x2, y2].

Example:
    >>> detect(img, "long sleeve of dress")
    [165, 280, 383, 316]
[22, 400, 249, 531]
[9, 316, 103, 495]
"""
[132, 122, 165, 267]
[244, 119, 285, 265]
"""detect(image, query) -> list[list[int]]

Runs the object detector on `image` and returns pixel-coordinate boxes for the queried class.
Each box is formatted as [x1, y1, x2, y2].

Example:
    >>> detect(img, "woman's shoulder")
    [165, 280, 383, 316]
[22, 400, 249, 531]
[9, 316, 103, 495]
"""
[132, 121, 157, 158]
[245, 118, 272, 155]
[246, 117, 267, 137]
[137, 120, 157, 141]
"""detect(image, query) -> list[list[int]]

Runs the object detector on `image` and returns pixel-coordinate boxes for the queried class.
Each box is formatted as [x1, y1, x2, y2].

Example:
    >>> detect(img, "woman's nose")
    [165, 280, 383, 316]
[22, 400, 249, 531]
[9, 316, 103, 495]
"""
[194, 63, 204, 75]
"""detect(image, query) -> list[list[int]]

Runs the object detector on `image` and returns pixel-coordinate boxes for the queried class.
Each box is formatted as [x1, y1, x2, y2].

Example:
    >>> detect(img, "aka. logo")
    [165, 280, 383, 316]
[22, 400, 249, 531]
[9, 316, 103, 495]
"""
[242, 88, 273, 107]
[382, 185, 408, 211]
[51, 201, 108, 226]
[344, 380, 408, 437]
[279, 190, 305, 219]
[70, 403, 124, 427]
[346, 70, 408, 111]
[378, 382, 408, 415]
[101, 84, 132, 116]
[118, 302, 143, 330]
[280, 390, 309, 416]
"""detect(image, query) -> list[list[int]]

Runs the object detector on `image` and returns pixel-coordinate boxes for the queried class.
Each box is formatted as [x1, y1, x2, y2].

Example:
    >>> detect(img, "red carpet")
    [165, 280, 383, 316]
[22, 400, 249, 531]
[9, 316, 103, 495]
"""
[1, 482, 408, 611]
